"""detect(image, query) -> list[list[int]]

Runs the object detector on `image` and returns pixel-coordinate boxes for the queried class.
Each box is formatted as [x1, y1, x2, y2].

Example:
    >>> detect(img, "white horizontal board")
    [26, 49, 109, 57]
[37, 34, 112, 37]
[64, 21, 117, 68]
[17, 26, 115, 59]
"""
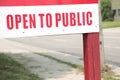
[0, 4, 99, 38]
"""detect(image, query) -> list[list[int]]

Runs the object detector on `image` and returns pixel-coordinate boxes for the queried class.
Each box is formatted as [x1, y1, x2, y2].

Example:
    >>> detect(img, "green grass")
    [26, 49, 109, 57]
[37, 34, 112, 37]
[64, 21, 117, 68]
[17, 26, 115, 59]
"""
[102, 21, 120, 28]
[102, 73, 120, 80]
[101, 65, 120, 80]
[0, 53, 43, 80]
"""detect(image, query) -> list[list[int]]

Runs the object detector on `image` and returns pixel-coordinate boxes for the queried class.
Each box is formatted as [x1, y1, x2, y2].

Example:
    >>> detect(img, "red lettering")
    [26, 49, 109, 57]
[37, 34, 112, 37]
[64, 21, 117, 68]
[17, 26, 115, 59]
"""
[6, 15, 14, 30]
[46, 13, 52, 28]
[55, 13, 61, 27]
[6, 12, 93, 31]
[70, 12, 76, 26]
[23, 14, 28, 29]
[82, 12, 85, 26]
[62, 13, 68, 27]
[77, 12, 82, 26]
[38, 14, 44, 28]
[15, 15, 21, 29]
[29, 14, 36, 28]
[87, 12, 92, 25]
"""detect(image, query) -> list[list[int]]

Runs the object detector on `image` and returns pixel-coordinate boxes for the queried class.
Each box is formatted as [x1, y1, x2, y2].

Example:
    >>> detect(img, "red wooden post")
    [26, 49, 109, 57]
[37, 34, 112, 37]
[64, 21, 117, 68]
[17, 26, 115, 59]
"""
[83, 33, 101, 80]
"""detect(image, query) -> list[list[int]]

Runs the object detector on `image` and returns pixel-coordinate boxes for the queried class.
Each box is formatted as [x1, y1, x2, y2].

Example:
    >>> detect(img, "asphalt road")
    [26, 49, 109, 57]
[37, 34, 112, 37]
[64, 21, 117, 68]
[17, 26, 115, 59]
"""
[8, 27, 120, 66]
[103, 28, 120, 66]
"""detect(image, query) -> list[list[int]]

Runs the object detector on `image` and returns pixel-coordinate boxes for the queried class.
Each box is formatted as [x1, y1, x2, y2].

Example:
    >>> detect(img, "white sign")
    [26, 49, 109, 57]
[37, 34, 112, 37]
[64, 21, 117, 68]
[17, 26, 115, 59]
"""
[0, 4, 99, 38]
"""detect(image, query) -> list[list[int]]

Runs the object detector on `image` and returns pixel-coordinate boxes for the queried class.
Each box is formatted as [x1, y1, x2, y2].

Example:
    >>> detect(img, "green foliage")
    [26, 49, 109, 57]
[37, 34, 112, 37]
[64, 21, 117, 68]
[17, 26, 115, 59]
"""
[101, 0, 113, 21]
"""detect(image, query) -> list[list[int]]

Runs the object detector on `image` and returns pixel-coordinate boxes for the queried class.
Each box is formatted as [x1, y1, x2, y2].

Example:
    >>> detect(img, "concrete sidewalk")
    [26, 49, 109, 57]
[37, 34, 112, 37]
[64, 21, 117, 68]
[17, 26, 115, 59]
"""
[0, 38, 84, 80]
[0, 38, 120, 80]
